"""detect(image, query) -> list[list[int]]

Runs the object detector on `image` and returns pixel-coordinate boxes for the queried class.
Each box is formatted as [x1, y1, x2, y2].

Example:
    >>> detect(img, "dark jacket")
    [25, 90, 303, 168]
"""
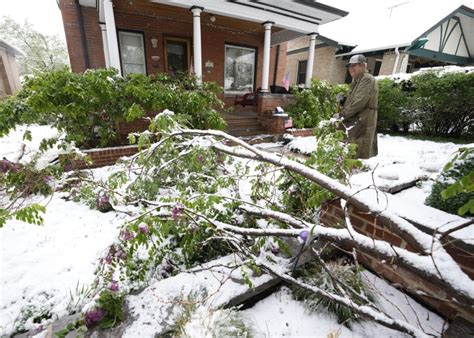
[342, 71, 378, 159]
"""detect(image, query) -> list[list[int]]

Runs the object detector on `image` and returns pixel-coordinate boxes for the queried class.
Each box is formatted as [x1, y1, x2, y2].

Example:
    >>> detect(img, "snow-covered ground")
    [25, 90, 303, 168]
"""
[0, 126, 471, 336]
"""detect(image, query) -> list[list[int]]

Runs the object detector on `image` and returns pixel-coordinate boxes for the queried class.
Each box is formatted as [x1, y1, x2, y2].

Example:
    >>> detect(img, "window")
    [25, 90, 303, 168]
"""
[118, 31, 146, 76]
[224, 45, 256, 94]
[297, 60, 307, 85]
[373, 60, 382, 76]
[164, 37, 191, 75]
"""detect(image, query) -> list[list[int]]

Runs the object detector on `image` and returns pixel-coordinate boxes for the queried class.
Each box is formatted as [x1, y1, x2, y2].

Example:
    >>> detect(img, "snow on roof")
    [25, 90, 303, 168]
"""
[0, 40, 25, 57]
[318, 0, 474, 55]
[375, 65, 474, 82]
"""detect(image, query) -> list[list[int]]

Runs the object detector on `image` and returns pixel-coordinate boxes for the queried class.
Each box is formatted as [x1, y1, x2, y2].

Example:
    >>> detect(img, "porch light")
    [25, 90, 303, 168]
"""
[210, 16, 216, 23]
[151, 37, 158, 48]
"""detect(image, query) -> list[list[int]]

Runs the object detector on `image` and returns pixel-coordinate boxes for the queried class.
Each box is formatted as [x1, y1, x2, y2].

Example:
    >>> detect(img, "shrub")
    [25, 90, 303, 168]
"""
[0, 69, 225, 149]
[426, 147, 474, 216]
[286, 79, 347, 129]
[410, 71, 474, 137]
[377, 78, 414, 132]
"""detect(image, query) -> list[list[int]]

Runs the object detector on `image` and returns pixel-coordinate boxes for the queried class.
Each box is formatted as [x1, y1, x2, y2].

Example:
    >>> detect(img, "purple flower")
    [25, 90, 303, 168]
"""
[105, 246, 116, 264]
[271, 245, 279, 255]
[121, 230, 134, 241]
[0, 158, 19, 173]
[96, 193, 112, 212]
[116, 249, 126, 260]
[197, 154, 204, 163]
[84, 307, 105, 327]
[110, 280, 119, 292]
[171, 204, 183, 220]
[298, 230, 309, 244]
[64, 164, 73, 172]
[42, 175, 54, 184]
[138, 223, 149, 234]
[105, 252, 113, 264]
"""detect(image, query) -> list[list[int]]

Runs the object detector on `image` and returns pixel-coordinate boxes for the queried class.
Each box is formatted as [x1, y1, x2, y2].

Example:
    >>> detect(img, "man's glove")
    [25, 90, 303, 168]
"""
[336, 92, 346, 104]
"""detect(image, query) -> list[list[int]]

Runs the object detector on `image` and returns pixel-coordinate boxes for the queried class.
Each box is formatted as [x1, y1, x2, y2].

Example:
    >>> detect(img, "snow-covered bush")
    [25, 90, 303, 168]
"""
[286, 79, 348, 129]
[426, 147, 474, 216]
[0, 68, 226, 149]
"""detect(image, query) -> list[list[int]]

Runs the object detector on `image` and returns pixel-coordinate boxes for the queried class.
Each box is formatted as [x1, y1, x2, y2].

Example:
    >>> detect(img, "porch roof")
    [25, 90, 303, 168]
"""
[148, 0, 348, 33]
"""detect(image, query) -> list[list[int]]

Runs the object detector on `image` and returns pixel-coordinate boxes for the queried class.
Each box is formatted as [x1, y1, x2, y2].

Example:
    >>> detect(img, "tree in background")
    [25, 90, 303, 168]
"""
[0, 16, 69, 75]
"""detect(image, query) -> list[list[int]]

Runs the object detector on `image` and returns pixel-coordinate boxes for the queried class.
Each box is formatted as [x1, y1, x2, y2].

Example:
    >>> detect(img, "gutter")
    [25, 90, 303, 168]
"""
[392, 46, 400, 74]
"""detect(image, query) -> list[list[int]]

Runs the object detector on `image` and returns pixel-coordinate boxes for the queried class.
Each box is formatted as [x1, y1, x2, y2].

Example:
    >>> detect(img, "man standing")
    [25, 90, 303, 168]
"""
[340, 54, 378, 159]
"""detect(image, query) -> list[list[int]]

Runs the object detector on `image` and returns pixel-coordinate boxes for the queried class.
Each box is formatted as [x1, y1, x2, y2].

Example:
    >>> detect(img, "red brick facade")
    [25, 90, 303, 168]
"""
[58, 0, 287, 109]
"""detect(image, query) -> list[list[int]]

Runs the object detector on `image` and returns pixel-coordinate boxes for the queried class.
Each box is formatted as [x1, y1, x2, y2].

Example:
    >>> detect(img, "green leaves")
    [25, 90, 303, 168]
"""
[13, 204, 46, 226]
[427, 147, 474, 216]
[286, 79, 348, 129]
[0, 69, 226, 150]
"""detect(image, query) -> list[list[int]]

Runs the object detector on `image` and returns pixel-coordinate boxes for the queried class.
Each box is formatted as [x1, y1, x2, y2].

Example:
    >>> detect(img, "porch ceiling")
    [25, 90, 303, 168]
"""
[148, 0, 348, 33]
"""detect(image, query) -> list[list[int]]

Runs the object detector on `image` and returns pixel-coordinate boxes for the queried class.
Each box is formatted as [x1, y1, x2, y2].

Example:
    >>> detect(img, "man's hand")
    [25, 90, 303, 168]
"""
[336, 92, 346, 104]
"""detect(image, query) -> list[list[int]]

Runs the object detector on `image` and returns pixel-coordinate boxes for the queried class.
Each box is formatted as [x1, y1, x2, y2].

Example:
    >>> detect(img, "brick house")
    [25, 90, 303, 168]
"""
[284, 4, 473, 85]
[58, 0, 348, 134]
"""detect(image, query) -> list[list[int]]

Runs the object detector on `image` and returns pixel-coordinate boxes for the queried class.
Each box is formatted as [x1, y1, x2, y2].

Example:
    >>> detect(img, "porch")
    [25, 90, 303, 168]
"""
[64, 0, 347, 125]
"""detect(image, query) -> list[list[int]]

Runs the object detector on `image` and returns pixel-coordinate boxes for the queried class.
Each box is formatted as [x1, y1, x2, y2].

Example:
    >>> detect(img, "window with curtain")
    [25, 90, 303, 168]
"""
[297, 60, 307, 85]
[224, 45, 256, 94]
[118, 31, 146, 76]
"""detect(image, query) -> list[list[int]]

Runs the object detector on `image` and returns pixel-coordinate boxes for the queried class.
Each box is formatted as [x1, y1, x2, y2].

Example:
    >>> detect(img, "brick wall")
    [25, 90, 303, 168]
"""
[286, 44, 348, 85]
[70, 145, 139, 169]
[256, 93, 295, 133]
[59, 0, 87, 72]
[380, 52, 397, 75]
[320, 199, 474, 322]
[286, 128, 315, 137]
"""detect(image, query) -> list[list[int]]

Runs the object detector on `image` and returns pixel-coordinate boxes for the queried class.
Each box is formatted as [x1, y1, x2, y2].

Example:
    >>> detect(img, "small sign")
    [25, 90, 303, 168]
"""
[205, 60, 214, 68]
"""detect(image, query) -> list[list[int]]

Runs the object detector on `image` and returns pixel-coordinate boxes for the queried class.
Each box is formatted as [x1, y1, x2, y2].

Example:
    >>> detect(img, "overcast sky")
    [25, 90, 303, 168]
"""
[1, 0, 473, 42]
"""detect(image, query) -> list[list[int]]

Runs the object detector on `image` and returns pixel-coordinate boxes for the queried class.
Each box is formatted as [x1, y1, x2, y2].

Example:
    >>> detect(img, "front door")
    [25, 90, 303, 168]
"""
[164, 37, 191, 76]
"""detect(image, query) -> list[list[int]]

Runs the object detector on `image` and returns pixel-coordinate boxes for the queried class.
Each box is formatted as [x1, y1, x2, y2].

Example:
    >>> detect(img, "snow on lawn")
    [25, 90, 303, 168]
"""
[286, 133, 472, 203]
[0, 194, 124, 335]
[0, 126, 466, 336]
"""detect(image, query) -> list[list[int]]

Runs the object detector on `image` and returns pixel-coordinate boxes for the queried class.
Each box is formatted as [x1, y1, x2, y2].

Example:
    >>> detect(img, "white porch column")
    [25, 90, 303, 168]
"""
[100, 23, 110, 68]
[305, 33, 317, 88]
[191, 6, 203, 85]
[261, 21, 274, 93]
[103, 0, 121, 73]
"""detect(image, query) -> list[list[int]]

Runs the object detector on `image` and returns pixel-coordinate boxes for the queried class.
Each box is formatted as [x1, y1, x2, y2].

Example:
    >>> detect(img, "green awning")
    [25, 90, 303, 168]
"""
[406, 38, 429, 51]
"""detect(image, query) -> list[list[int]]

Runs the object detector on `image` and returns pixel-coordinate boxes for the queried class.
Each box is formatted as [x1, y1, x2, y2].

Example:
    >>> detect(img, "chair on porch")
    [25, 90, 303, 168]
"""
[234, 88, 260, 107]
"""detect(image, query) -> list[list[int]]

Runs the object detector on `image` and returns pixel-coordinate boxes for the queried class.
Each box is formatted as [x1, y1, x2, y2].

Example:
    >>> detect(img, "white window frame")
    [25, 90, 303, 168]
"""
[224, 44, 256, 95]
[118, 31, 146, 76]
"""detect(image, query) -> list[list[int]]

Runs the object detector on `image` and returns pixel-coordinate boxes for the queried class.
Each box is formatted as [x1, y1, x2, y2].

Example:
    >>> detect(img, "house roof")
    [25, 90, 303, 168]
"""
[319, 1, 473, 63]
[0, 40, 25, 58]
[148, 0, 348, 33]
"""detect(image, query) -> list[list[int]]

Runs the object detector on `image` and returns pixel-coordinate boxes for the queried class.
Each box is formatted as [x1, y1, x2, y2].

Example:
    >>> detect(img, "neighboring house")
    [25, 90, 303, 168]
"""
[284, 4, 473, 84]
[58, 0, 347, 110]
[285, 34, 354, 85]
[0, 40, 24, 99]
